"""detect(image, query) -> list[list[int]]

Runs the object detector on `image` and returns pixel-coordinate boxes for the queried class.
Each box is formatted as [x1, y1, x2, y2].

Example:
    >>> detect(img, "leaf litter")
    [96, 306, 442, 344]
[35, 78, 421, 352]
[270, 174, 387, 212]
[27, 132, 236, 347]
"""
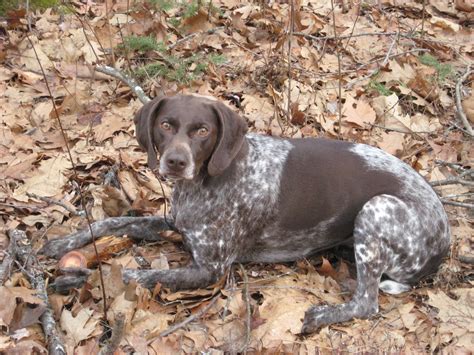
[0, 0, 473, 353]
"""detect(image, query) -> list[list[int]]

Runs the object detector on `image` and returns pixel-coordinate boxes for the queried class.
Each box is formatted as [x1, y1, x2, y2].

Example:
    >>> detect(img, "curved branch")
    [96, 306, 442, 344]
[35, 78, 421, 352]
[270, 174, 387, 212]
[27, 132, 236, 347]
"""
[95, 65, 151, 104]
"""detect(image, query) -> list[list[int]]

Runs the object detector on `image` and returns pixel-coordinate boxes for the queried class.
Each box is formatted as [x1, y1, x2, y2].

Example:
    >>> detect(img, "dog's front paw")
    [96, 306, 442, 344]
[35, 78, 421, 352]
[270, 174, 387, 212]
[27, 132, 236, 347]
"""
[122, 269, 161, 289]
[301, 305, 335, 334]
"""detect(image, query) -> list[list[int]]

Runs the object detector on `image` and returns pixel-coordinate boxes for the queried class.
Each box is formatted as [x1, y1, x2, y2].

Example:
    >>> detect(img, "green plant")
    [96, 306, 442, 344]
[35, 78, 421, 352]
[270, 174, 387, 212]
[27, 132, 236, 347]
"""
[121, 36, 166, 53]
[135, 63, 170, 79]
[368, 80, 394, 96]
[419, 54, 453, 82]
[149, 0, 175, 11]
[0, 0, 59, 16]
[134, 51, 227, 85]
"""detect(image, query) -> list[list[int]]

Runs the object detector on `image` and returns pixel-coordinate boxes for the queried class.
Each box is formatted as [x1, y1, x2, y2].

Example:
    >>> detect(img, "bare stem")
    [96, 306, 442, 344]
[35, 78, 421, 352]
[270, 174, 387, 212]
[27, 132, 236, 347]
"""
[287, 0, 295, 124]
[330, 0, 343, 139]
[25, 33, 108, 322]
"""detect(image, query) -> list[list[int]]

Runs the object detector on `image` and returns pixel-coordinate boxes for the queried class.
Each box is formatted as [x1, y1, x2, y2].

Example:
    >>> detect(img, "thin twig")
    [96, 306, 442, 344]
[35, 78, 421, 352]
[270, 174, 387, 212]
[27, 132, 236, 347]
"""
[26, 0, 32, 32]
[287, 0, 295, 124]
[294, 31, 401, 42]
[95, 65, 151, 104]
[152, 294, 220, 340]
[239, 264, 251, 354]
[382, 34, 399, 67]
[8, 230, 66, 355]
[370, 123, 434, 135]
[421, 0, 426, 38]
[455, 65, 474, 136]
[343, 3, 361, 51]
[330, 0, 343, 139]
[25, 33, 108, 322]
[26, 192, 82, 216]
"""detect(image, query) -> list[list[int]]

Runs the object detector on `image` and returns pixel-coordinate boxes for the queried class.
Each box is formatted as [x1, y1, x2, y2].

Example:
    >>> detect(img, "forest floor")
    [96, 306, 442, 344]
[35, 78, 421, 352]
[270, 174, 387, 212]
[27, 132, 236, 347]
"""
[0, 0, 473, 353]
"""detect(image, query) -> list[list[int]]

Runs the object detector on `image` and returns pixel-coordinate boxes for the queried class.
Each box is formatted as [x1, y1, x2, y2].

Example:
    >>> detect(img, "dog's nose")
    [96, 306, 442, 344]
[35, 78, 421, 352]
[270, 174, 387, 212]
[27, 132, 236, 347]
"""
[166, 154, 188, 171]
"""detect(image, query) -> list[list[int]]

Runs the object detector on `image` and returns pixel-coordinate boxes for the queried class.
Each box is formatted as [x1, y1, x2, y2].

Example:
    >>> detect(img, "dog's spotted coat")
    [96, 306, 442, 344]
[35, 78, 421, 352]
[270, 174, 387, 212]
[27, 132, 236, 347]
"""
[74, 95, 451, 333]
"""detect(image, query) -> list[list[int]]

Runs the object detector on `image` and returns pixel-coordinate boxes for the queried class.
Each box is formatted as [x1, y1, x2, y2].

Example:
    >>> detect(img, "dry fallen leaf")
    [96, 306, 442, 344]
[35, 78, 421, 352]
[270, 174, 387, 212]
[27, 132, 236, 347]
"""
[427, 289, 474, 346]
[342, 95, 376, 127]
[12, 154, 72, 201]
[0, 286, 45, 330]
[60, 308, 99, 346]
[461, 92, 474, 124]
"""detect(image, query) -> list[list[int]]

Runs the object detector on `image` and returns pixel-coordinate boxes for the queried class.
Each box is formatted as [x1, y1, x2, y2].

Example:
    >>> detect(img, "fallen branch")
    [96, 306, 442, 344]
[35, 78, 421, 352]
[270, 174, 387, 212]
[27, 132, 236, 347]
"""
[440, 199, 474, 209]
[151, 294, 220, 340]
[455, 65, 474, 137]
[8, 229, 66, 355]
[430, 177, 474, 188]
[458, 255, 474, 264]
[95, 65, 151, 104]
[435, 159, 469, 171]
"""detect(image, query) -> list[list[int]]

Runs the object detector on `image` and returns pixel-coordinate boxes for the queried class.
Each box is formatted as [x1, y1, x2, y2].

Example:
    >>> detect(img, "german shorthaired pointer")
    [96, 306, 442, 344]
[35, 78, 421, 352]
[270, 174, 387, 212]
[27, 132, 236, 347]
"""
[43, 94, 450, 333]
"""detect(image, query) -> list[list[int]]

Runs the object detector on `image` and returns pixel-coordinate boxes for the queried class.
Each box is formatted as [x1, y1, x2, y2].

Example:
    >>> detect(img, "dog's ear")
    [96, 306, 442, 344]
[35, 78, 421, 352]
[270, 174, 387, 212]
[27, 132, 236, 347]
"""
[208, 101, 248, 176]
[134, 96, 168, 170]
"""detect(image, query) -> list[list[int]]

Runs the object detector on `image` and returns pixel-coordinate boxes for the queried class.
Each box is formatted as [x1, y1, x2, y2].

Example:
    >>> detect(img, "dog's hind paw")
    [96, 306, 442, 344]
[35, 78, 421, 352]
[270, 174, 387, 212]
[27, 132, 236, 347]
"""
[301, 305, 335, 334]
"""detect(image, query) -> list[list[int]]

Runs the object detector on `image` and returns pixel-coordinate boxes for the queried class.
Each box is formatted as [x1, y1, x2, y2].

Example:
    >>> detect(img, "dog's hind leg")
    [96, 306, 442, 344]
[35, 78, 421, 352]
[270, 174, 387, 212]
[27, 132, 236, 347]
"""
[301, 194, 423, 333]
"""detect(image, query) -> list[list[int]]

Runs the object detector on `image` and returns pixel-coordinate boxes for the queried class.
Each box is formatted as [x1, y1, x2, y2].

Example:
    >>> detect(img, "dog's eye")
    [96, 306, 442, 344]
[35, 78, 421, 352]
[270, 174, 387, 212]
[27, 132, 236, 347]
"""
[160, 122, 172, 131]
[197, 127, 209, 137]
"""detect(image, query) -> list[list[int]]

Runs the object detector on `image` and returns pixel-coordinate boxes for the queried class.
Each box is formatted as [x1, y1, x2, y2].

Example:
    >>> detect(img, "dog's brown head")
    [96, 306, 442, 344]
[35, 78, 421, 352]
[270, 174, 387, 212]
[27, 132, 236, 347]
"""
[134, 95, 248, 180]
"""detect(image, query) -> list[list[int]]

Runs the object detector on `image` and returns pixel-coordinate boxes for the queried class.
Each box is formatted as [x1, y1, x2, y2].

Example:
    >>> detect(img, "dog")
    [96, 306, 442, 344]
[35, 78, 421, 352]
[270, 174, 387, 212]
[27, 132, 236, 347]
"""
[128, 94, 450, 333]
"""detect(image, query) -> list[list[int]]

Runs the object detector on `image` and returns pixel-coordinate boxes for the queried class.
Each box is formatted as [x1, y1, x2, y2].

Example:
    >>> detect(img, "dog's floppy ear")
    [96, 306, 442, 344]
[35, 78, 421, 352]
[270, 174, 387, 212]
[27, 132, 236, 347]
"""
[134, 96, 168, 170]
[208, 101, 248, 176]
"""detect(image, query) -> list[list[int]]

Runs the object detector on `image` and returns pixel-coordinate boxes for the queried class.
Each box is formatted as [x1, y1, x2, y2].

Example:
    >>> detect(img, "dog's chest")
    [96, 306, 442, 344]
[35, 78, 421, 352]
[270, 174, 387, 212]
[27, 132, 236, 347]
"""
[170, 135, 294, 247]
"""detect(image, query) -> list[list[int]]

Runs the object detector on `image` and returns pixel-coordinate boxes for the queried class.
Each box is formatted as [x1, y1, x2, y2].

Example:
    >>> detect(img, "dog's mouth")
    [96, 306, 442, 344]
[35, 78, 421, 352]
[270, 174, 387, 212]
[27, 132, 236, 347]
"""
[159, 170, 194, 181]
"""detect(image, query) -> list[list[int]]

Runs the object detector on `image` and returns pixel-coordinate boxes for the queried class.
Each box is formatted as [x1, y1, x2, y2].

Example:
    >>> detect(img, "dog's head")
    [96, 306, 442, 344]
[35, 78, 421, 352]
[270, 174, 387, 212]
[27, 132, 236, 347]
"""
[134, 94, 248, 180]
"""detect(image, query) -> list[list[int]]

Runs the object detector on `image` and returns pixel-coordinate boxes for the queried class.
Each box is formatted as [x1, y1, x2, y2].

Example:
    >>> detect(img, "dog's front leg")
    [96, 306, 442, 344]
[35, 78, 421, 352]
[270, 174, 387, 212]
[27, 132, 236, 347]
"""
[122, 263, 226, 290]
[41, 216, 174, 258]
